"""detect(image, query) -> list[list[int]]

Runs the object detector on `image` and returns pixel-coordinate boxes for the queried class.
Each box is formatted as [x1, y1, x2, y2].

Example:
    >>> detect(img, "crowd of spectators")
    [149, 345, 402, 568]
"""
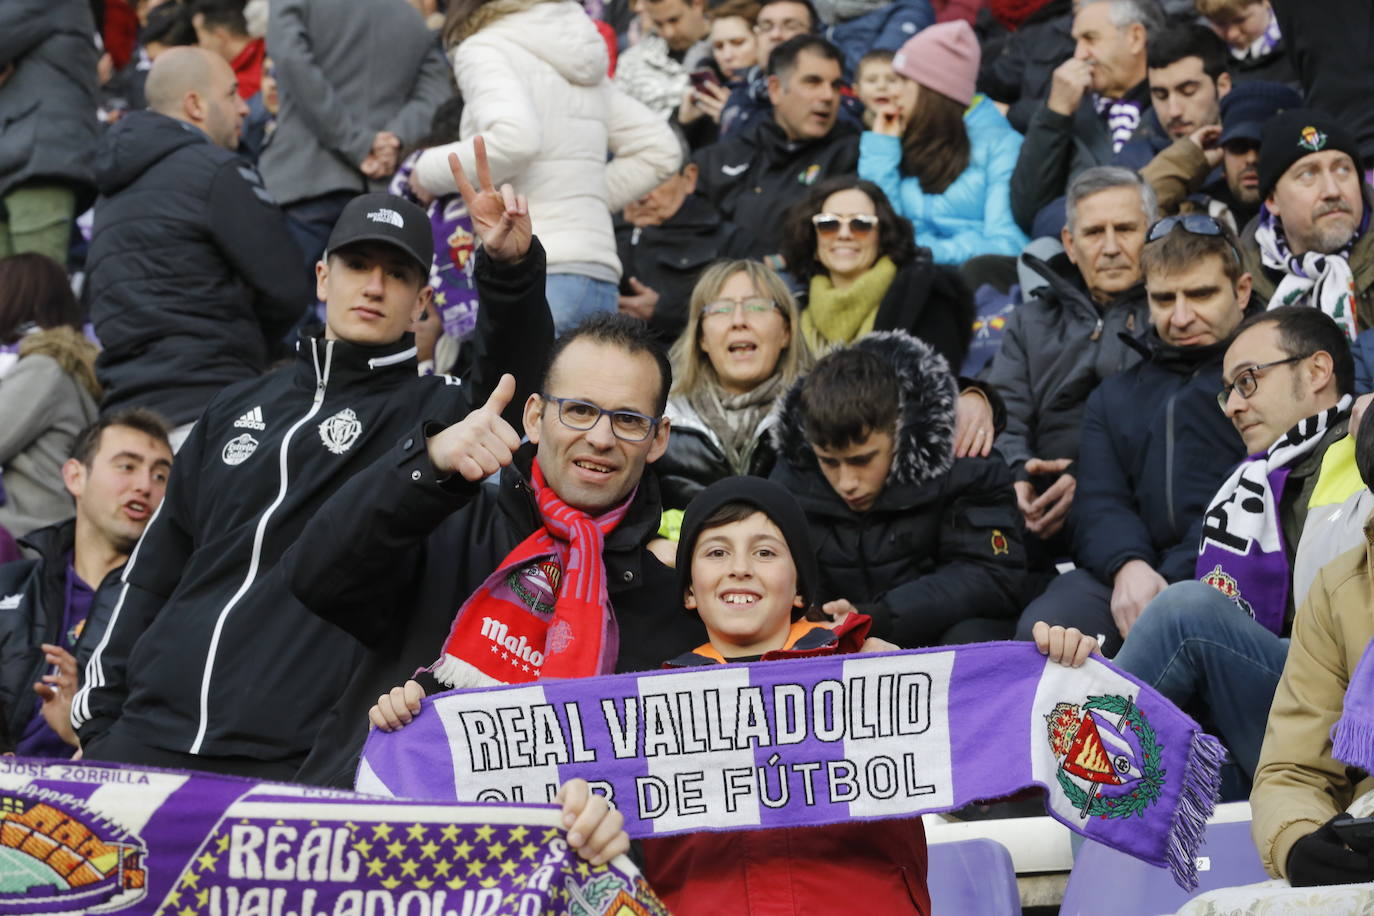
[6, 0, 1374, 905]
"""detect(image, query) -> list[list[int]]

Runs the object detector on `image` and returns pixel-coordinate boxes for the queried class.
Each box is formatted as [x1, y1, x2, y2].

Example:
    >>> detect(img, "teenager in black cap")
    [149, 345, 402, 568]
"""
[1244, 107, 1374, 336]
[73, 143, 554, 780]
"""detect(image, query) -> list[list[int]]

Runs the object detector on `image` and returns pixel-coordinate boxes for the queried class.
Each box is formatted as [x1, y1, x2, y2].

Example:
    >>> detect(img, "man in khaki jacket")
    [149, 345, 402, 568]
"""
[1252, 413, 1374, 886]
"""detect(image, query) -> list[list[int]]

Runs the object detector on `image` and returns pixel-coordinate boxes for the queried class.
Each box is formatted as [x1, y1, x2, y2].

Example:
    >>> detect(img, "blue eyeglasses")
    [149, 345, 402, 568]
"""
[540, 394, 660, 442]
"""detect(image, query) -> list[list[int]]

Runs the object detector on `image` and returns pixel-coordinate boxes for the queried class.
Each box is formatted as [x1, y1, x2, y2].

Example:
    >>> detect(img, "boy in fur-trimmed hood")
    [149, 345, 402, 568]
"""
[770, 330, 1027, 647]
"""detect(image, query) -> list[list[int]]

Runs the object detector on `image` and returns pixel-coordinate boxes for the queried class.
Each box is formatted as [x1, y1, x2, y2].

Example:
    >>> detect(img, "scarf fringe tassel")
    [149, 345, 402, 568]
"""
[431, 653, 506, 691]
[1165, 731, 1226, 890]
[1332, 719, 1374, 776]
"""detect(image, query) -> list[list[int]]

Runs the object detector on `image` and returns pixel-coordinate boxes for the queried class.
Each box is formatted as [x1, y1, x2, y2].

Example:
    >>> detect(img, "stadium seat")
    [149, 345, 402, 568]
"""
[1060, 819, 1268, 915]
[927, 838, 1022, 915]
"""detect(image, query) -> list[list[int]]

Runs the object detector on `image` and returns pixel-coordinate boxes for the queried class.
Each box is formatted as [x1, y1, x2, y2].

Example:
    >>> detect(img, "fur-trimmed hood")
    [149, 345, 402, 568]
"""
[19, 326, 101, 401]
[772, 330, 957, 490]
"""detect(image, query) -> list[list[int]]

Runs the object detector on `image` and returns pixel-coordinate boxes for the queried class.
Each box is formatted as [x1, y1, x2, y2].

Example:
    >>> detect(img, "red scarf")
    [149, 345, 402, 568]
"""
[430, 459, 632, 688]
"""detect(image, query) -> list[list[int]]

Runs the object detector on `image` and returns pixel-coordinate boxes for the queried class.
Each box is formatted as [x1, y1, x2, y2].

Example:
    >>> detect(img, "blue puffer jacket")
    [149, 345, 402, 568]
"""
[825, 0, 934, 81]
[859, 96, 1028, 266]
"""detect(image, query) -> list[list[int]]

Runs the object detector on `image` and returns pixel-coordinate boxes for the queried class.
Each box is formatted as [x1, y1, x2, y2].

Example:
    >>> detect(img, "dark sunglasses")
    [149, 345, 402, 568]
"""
[811, 213, 879, 236]
[1146, 214, 1243, 265]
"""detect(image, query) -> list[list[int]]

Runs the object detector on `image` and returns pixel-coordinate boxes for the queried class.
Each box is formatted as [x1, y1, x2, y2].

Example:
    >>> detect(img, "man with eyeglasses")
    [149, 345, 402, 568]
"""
[1108, 305, 1359, 799]
[283, 311, 708, 786]
[1244, 109, 1374, 341]
[1014, 214, 1252, 657]
[1140, 81, 1300, 231]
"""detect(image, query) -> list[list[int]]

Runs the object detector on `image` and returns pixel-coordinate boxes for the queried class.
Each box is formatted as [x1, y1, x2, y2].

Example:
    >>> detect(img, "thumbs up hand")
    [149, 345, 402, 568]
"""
[427, 373, 524, 481]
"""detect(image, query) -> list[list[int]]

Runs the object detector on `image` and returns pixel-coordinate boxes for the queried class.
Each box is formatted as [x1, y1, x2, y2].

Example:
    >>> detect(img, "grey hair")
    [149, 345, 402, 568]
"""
[1065, 166, 1158, 232]
[1075, 0, 1164, 33]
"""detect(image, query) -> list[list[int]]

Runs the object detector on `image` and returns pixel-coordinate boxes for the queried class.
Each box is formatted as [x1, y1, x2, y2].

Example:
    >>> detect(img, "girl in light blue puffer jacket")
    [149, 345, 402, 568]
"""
[858, 22, 1028, 266]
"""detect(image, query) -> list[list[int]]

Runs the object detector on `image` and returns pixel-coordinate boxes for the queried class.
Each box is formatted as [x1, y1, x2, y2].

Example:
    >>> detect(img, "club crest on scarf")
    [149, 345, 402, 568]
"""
[507, 559, 562, 616]
[0, 790, 148, 910]
[1199, 564, 1254, 616]
[1045, 695, 1164, 820]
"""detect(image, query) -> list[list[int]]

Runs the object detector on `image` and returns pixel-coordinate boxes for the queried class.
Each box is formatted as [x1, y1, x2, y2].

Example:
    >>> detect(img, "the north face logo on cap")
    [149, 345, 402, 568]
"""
[367, 208, 405, 228]
[1298, 126, 1327, 153]
[893, 52, 907, 69]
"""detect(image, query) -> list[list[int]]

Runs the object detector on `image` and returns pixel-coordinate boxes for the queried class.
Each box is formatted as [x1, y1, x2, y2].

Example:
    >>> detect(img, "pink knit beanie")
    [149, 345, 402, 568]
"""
[891, 20, 980, 107]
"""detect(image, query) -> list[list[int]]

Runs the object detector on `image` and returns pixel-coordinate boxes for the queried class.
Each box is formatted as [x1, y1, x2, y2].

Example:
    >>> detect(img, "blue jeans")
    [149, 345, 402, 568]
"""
[1113, 580, 1289, 780]
[1014, 569, 1121, 655]
[545, 273, 617, 336]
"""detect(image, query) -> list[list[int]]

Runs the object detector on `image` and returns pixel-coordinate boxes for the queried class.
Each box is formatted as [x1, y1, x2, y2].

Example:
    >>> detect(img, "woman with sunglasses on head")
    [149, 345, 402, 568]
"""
[778, 176, 975, 371]
[655, 260, 812, 511]
[857, 21, 1028, 266]
[779, 179, 1003, 459]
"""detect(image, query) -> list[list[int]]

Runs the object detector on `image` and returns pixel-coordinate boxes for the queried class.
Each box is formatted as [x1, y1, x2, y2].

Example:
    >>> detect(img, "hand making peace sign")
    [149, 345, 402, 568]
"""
[448, 135, 533, 263]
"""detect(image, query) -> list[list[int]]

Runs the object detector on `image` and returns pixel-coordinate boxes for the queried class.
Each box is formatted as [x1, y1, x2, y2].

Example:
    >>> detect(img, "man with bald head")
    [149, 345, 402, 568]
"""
[88, 46, 310, 448]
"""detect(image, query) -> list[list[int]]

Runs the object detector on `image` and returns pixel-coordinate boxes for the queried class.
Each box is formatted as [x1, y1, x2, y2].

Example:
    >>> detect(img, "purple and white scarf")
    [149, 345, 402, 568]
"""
[1094, 94, 1142, 154]
[1197, 396, 1353, 634]
[1254, 205, 1366, 341]
[1231, 9, 1282, 62]
[1333, 623, 1374, 774]
[0, 761, 663, 915]
[360, 643, 1225, 890]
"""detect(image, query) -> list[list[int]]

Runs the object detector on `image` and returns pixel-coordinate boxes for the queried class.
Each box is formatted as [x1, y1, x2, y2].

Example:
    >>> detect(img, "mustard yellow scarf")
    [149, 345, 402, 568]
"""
[800, 256, 898, 351]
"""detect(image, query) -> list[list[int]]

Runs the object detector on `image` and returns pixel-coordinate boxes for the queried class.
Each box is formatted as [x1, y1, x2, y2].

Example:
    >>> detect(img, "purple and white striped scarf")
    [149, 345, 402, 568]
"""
[1094, 94, 1143, 154]
[1197, 396, 1353, 633]
[360, 643, 1225, 889]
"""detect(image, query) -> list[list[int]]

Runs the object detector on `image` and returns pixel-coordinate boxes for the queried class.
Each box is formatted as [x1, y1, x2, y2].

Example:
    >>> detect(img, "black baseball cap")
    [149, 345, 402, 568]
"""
[1218, 81, 1303, 147]
[325, 193, 434, 273]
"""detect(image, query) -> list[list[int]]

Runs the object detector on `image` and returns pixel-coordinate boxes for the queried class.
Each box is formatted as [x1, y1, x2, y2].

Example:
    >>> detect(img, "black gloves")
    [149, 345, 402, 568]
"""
[1287, 814, 1374, 887]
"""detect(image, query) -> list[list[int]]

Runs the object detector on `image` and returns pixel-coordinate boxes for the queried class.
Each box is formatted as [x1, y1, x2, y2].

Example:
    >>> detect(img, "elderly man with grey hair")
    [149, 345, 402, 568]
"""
[1010, 0, 1168, 235]
[985, 166, 1156, 569]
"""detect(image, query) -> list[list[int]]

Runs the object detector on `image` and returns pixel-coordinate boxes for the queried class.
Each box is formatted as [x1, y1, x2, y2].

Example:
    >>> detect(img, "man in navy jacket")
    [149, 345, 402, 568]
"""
[1015, 215, 1251, 655]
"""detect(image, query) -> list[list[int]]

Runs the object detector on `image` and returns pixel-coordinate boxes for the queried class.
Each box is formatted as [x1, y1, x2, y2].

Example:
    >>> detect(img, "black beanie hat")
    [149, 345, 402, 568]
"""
[675, 477, 819, 618]
[1258, 108, 1364, 201]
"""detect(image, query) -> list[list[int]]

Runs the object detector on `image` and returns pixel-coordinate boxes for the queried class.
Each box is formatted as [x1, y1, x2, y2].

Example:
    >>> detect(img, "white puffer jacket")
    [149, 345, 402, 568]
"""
[414, 0, 681, 279]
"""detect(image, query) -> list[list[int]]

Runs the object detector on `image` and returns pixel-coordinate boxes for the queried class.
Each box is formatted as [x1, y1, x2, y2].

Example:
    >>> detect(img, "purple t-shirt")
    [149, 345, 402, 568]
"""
[14, 556, 93, 757]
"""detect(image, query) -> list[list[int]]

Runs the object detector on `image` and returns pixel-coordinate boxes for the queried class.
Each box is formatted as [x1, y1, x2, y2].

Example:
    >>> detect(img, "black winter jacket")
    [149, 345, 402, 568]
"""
[615, 195, 747, 345]
[1273, 0, 1374, 161]
[976, 0, 1074, 134]
[796, 255, 975, 372]
[1009, 80, 1166, 233]
[285, 444, 708, 787]
[72, 244, 554, 763]
[693, 119, 860, 258]
[1070, 330, 1248, 586]
[656, 396, 780, 512]
[984, 252, 1149, 480]
[770, 332, 1025, 647]
[87, 111, 311, 425]
[0, 520, 122, 754]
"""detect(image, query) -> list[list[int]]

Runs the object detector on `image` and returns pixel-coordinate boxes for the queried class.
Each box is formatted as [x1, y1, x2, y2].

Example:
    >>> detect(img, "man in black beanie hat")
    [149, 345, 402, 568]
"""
[1242, 108, 1374, 339]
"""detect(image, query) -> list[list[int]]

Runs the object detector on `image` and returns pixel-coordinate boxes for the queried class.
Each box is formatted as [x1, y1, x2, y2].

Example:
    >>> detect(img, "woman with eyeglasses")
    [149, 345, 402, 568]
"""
[857, 21, 1028, 265]
[778, 176, 974, 370]
[655, 260, 813, 511]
